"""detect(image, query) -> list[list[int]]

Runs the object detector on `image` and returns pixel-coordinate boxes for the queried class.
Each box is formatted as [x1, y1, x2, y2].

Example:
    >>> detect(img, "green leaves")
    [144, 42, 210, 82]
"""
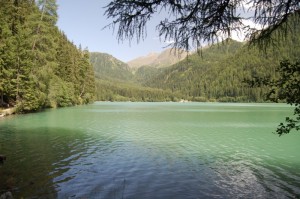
[269, 60, 300, 135]
[0, 0, 95, 112]
[274, 60, 300, 105]
[48, 77, 76, 108]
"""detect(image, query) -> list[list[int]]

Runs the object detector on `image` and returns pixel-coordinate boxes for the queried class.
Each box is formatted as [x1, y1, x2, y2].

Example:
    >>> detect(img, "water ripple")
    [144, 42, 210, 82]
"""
[0, 103, 299, 198]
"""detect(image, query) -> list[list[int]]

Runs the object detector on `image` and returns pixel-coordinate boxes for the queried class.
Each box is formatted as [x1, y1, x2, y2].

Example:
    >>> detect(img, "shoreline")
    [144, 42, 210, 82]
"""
[0, 107, 16, 118]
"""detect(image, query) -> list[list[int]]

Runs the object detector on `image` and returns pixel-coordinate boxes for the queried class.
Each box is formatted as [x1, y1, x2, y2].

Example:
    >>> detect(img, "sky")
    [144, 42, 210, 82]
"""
[56, 0, 255, 63]
[56, 0, 170, 62]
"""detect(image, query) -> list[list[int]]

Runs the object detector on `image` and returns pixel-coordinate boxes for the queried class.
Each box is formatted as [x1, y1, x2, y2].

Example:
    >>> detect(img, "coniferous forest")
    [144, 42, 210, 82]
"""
[91, 16, 300, 103]
[1, 0, 300, 113]
[0, 0, 95, 113]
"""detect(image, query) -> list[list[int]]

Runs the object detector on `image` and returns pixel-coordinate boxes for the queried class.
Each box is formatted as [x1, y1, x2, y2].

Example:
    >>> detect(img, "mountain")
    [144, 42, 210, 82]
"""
[127, 52, 159, 69]
[90, 52, 134, 82]
[90, 15, 300, 103]
[143, 34, 300, 102]
[127, 48, 188, 69]
[89, 52, 180, 102]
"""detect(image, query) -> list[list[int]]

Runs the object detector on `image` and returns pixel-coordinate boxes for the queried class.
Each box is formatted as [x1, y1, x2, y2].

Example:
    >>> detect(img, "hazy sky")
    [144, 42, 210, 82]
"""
[56, 0, 170, 62]
[56, 1, 255, 62]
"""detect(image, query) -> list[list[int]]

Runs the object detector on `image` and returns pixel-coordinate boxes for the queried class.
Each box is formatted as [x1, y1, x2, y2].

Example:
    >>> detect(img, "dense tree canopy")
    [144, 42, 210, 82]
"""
[0, 0, 95, 112]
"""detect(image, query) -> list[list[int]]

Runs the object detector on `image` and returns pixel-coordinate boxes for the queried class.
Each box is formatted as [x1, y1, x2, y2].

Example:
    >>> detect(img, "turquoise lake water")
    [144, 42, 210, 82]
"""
[0, 102, 299, 198]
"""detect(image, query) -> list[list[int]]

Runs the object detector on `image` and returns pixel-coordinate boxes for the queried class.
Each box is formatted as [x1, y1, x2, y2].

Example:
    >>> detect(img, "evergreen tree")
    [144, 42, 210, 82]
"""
[0, 0, 95, 112]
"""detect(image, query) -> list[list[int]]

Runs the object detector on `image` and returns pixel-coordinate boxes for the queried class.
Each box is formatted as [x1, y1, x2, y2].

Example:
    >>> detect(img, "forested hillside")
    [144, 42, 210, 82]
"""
[91, 17, 300, 103]
[0, 0, 95, 112]
[90, 52, 133, 82]
[141, 28, 300, 102]
[90, 19, 300, 103]
[95, 79, 180, 102]
[90, 52, 179, 101]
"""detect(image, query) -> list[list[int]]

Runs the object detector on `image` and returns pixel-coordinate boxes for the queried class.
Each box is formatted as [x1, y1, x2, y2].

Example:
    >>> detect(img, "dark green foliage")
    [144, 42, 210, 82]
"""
[134, 66, 162, 83]
[95, 79, 180, 102]
[0, 0, 95, 112]
[267, 60, 300, 135]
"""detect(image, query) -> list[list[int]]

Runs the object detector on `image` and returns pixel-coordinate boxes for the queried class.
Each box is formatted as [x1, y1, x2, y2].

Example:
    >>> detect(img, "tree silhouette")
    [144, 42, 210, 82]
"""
[104, 0, 299, 50]
[267, 60, 300, 136]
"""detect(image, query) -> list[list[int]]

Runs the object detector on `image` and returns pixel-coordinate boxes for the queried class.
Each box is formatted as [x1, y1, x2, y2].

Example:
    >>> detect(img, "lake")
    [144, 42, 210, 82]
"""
[0, 102, 299, 198]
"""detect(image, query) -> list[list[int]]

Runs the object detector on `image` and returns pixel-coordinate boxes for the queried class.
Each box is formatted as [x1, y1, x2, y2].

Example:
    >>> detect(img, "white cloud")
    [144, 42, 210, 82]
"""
[242, 19, 262, 30]
[164, 39, 175, 44]
[241, 0, 255, 10]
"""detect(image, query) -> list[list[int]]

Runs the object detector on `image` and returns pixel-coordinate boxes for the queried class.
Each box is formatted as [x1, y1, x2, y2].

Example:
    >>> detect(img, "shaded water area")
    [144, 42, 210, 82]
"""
[0, 102, 299, 198]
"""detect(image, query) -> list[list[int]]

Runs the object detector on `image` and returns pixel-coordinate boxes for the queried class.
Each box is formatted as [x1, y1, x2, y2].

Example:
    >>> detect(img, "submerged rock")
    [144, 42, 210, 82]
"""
[0, 155, 6, 162]
[0, 192, 13, 199]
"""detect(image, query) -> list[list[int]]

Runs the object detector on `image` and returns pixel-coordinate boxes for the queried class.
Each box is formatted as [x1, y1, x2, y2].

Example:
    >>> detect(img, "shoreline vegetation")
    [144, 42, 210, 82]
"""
[0, 1, 95, 114]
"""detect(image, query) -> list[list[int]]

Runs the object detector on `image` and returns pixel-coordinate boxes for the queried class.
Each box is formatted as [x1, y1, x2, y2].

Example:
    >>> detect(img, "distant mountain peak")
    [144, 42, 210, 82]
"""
[127, 48, 188, 69]
[146, 52, 159, 57]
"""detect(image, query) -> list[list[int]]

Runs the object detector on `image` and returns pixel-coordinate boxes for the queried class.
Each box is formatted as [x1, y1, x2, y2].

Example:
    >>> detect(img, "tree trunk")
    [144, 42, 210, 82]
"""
[0, 92, 3, 107]
[16, 56, 20, 102]
[32, 0, 47, 51]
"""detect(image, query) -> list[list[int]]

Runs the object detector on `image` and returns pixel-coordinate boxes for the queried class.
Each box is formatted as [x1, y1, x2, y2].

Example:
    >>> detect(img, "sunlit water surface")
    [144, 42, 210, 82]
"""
[0, 102, 299, 198]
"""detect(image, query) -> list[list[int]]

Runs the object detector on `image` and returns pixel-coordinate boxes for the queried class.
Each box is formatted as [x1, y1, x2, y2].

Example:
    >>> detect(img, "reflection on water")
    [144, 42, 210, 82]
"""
[0, 102, 299, 198]
[0, 126, 95, 198]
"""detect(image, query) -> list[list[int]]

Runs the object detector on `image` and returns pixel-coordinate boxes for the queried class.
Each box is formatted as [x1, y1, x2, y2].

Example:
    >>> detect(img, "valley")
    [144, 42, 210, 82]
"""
[90, 25, 300, 103]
